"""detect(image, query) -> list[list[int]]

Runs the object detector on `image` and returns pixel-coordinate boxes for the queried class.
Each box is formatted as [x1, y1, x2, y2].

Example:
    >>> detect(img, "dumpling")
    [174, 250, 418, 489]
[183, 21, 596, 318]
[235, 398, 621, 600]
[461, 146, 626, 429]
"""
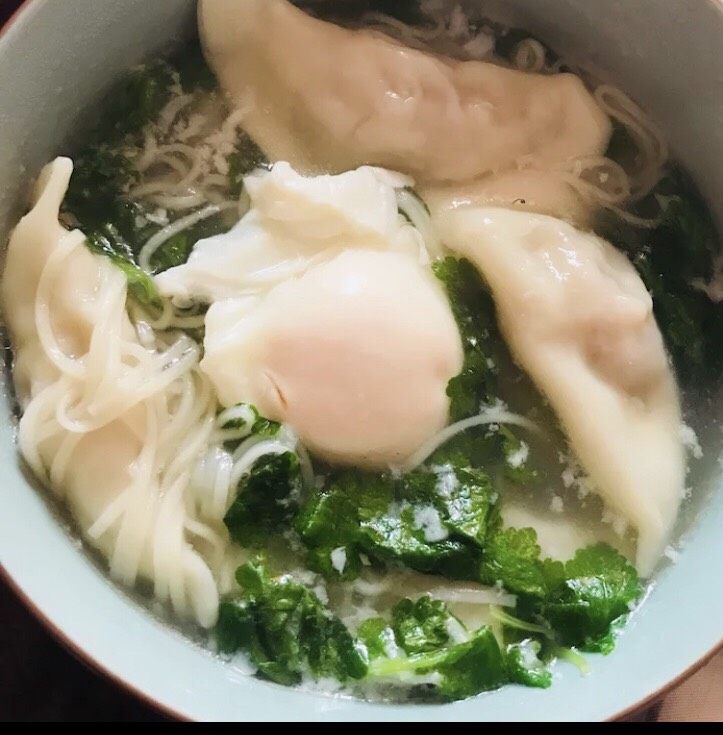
[156, 161, 421, 302]
[201, 250, 463, 468]
[199, 0, 611, 183]
[421, 169, 593, 228]
[433, 206, 684, 575]
[2, 158, 106, 403]
[2, 158, 220, 627]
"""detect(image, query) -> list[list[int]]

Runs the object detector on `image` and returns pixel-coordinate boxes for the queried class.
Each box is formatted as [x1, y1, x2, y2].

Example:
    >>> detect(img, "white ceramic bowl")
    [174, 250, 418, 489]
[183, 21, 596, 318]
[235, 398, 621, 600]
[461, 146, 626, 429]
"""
[0, 0, 721, 721]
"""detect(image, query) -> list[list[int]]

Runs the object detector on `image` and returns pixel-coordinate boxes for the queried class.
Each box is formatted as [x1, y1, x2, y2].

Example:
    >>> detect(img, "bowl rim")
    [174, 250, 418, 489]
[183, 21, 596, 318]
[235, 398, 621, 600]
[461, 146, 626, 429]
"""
[0, 0, 721, 722]
[4, 559, 720, 722]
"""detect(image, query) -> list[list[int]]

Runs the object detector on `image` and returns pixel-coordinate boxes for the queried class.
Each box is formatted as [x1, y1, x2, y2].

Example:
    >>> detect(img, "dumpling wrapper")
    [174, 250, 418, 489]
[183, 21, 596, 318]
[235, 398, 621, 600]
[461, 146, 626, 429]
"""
[199, 0, 611, 184]
[2, 158, 149, 551]
[201, 249, 463, 468]
[421, 169, 593, 228]
[156, 161, 421, 302]
[2, 159, 219, 626]
[434, 206, 685, 575]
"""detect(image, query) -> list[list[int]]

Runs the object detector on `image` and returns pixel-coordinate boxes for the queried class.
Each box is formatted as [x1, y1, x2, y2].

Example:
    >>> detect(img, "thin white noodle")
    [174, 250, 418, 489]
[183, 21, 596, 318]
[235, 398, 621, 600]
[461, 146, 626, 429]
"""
[139, 202, 234, 272]
[229, 440, 293, 488]
[396, 188, 443, 260]
[427, 586, 517, 608]
[398, 409, 539, 472]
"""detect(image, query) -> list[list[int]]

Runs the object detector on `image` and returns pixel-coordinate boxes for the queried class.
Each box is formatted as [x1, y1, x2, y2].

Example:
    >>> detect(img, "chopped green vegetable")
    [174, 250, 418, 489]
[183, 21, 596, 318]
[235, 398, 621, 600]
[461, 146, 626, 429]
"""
[356, 617, 398, 660]
[368, 626, 509, 700]
[175, 39, 217, 92]
[505, 639, 553, 688]
[62, 54, 235, 302]
[296, 463, 494, 581]
[480, 520, 549, 599]
[148, 210, 234, 274]
[432, 257, 537, 484]
[482, 517, 642, 652]
[228, 135, 269, 195]
[391, 596, 454, 655]
[433, 257, 498, 422]
[98, 60, 176, 143]
[84, 228, 160, 307]
[224, 452, 302, 548]
[542, 544, 641, 652]
[499, 426, 538, 484]
[217, 403, 282, 442]
[217, 561, 368, 685]
[603, 166, 723, 380]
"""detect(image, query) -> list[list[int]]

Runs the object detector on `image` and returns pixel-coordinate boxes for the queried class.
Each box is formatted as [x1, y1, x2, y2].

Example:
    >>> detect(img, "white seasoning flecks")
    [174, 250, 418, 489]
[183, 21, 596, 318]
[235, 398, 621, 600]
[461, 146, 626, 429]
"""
[561, 467, 575, 489]
[413, 505, 449, 542]
[679, 423, 704, 460]
[330, 546, 347, 575]
[602, 507, 628, 537]
[506, 441, 529, 469]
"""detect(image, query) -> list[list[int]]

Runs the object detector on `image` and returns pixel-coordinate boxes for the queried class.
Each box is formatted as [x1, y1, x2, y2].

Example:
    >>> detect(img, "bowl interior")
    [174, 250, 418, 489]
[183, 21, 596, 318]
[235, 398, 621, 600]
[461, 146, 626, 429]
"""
[0, 0, 720, 721]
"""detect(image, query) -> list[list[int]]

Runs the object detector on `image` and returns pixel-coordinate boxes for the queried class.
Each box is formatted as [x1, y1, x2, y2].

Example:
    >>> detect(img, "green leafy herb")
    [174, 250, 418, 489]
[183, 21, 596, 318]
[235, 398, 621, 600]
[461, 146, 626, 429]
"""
[391, 596, 454, 655]
[296, 463, 495, 581]
[98, 60, 176, 143]
[356, 617, 398, 661]
[84, 228, 160, 307]
[61, 53, 235, 303]
[217, 561, 367, 685]
[433, 257, 498, 422]
[602, 166, 723, 380]
[175, 39, 217, 92]
[217, 403, 282, 443]
[542, 544, 642, 652]
[228, 135, 269, 195]
[224, 452, 302, 548]
[481, 514, 642, 653]
[148, 210, 234, 274]
[480, 520, 550, 599]
[505, 639, 553, 688]
[432, 257, 537, 484]
[368, 626, 509, 701]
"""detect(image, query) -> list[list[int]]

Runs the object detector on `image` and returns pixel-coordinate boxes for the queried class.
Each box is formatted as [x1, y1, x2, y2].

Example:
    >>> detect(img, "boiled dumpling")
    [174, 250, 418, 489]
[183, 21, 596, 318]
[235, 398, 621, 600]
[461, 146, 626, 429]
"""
[199, 0, 611, 183]
[433, 206, 684, 575]
[2, 158, 220, 627]
[156, 162, 420, 302]
[201, 249, 463, 468]
[421, 169, 592, 228]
